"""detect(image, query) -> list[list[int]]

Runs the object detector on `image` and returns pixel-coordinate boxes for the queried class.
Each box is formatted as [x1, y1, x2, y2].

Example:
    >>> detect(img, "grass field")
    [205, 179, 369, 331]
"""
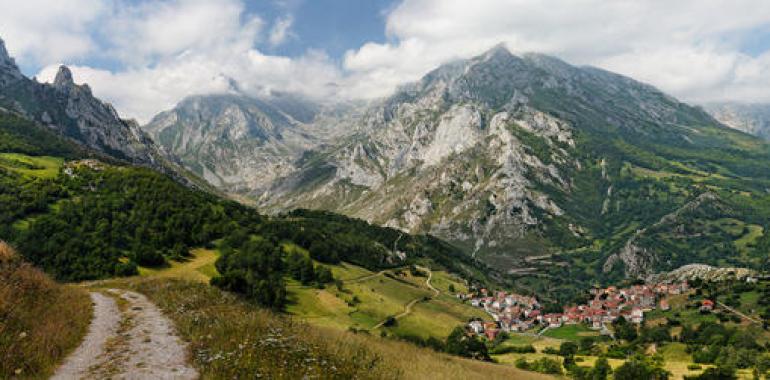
[97, 277, 552, 380]
[138, 248, 220, 283]
[0, 153, 63, 179]
[284, 258, 489, 340]
[0, 242, 92, 379]
[133, 245, 488, 340]
[542, 324, 600, 341]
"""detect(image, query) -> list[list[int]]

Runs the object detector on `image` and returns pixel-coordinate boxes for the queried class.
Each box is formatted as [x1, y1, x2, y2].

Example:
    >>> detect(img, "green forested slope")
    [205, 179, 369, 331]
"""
[0, 112, 492, 304]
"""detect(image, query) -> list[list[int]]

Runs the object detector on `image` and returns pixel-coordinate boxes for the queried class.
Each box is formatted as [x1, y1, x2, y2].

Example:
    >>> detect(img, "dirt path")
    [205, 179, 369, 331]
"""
[51, 293, 120, 380]
[717, 301, 763, 325]
[372, 267, 438, 329]
[52, 289, 198, 380]
[418, 266, 439, 297]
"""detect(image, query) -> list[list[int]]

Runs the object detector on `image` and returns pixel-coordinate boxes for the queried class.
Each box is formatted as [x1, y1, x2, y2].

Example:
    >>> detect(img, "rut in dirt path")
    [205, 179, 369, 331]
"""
[52, 289, 198, 380]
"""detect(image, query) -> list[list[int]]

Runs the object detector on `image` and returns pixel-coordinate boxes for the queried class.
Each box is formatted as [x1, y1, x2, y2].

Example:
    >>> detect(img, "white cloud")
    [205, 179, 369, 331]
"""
[342, 0, 770, 103]
[268, 15, 295, 47]
[12, 0, 770, 123]
[31, 0, 342, 123]
[103, 0, 264, 66]
[0, 0, 105, 64]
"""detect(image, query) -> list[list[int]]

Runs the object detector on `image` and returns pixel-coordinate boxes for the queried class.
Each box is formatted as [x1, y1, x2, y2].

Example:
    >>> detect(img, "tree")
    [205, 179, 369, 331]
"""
[613, 355, 668, 380]
[445, 327, 490, 361]
[316, 265, 334, 284]
[593, 357, 612, 380]
[613, 317, 638, 341]
[559, 341, 579, 358]
[686, 366, 737, 380]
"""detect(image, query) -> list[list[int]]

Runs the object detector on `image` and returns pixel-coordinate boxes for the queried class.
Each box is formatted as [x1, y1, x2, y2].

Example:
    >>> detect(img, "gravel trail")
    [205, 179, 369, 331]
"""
[52, 289, 198, 380]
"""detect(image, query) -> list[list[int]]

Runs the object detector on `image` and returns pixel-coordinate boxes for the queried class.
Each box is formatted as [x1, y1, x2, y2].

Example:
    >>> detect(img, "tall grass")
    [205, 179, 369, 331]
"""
[0, 242, 91, 379]
[123, 278, 551, 380]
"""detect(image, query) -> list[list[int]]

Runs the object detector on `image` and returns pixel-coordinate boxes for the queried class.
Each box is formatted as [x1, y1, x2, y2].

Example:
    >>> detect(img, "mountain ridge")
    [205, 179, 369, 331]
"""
[142, 45, 770, 301]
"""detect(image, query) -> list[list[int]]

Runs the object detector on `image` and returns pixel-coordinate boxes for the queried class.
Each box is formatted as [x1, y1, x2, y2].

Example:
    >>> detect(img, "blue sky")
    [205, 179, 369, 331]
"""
[11, 0, 398, 76]
[246, 0, 396, 60]
[2, 0, 770, 123]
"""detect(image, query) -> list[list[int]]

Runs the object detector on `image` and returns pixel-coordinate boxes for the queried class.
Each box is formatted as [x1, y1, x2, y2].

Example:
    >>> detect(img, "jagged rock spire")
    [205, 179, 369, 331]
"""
[54, 65, 75, 89]
[0, 36, 19, 71]
[0, 37, 10, 61]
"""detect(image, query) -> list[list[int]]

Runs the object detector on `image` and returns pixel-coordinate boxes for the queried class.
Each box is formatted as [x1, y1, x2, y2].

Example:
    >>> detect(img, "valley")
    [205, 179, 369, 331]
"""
[0, 14, 770, 379]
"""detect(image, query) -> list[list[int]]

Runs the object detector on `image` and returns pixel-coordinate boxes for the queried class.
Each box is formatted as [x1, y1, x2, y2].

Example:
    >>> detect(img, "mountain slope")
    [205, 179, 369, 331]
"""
[258, 47, 770, 297]
[0, 108, 492, 287]
[143, 93, 363, 193]
[0, 38, 165, 166]
[705, 102, 770, 140]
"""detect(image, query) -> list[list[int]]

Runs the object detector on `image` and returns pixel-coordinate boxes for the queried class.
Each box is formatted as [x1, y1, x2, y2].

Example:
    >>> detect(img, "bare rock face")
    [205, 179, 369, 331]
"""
[261, 48, 583, 263]
[0, 38, 22, 84]
[143, 93, 358, 193]
[648, 264, 757, 283]
[0, 38, 168, 170]
[142, 44, 753, 277]
[705, 102, 770, 140]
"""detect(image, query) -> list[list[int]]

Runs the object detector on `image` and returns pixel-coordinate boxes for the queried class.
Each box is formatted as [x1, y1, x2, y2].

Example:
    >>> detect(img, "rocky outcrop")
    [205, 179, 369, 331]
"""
[705, 102, 770, 140]
[603, 192, 721, 277]
[142, 93, 357, 193]
[648, 264, 757, 283]
[0, 37, 167, 170]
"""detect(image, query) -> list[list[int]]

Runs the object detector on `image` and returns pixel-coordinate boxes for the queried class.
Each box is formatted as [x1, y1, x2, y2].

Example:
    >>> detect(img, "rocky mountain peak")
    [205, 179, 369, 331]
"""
[479, 43, 515, 62]
[0, 37, 12, 64]
[53, 65, 75, 89]
[0, 37, 22, 80]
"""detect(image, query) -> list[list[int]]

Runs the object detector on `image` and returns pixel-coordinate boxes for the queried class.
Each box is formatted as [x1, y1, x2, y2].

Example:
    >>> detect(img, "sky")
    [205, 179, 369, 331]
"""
[1, 0, 770, 123]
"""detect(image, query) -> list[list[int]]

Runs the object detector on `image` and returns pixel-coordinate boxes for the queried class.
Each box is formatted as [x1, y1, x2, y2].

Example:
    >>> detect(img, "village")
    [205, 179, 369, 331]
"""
[462, 281, 694, 341]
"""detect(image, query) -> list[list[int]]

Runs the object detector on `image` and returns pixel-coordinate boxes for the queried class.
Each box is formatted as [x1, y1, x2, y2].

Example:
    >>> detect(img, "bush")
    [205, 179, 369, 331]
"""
[489, 344, 536, 355]
[445, 327, 490, 361]
[134, 249, 166, 267]
[114, 261, 138, 277]
[516, 357, 563, 375]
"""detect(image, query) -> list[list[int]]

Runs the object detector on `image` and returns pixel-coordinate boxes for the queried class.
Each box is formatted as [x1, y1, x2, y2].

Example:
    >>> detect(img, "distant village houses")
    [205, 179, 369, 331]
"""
[464, 281, 689, 338]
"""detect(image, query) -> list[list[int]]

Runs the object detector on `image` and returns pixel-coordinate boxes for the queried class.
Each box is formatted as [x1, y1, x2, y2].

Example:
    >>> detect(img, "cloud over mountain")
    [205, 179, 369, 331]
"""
[4, 0, 770, 122]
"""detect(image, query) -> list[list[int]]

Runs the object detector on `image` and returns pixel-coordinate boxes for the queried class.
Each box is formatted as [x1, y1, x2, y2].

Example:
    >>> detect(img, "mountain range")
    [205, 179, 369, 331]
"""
[1, 34, 768, 300]
[144, 45, 770, 299]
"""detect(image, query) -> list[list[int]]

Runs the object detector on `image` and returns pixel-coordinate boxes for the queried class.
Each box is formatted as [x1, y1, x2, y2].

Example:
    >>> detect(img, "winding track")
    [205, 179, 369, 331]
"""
[372, 266, 439, 329]
[52, 289, 198, 380]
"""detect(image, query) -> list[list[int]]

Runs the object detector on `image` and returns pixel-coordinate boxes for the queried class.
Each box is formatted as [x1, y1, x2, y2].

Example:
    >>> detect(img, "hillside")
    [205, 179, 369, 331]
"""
[0, 107, 492, 286]
[705, 103, 770, 140]
[143, 93, 360, 193]
[0, 242, 91, 379]
[259, 47, 770, 304]
[141, 46, 770, 304]
[0, 95, 557, 378]
[0, 38, 162, 168]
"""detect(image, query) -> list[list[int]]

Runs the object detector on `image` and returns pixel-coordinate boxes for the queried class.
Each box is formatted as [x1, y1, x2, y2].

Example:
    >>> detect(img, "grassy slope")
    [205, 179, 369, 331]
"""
[129, 248, 546, 378]
[144, 246, 489, 341]
[0, 242, 91, 379]
[98, 276, 549, 380]
[0, 153, 63, 179]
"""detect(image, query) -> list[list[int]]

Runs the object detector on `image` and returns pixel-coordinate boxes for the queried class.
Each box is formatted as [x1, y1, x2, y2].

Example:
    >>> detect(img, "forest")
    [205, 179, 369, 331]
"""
[0, 112, 491, 308]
